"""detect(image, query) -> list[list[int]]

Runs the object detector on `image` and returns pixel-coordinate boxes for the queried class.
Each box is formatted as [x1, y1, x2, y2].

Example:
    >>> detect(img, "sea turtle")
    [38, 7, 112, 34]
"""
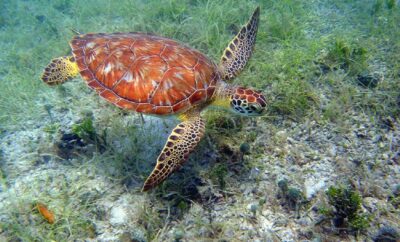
[41, 7, 266, 191]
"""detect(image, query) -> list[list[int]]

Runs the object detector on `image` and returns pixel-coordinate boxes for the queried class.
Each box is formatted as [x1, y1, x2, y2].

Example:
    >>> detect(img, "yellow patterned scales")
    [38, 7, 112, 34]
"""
[42, 7, 266, 191]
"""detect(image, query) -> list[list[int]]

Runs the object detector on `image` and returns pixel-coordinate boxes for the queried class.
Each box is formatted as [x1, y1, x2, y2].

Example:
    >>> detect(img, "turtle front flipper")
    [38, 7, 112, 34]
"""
[220, 6, 260, 81]
[41, 56, 79, 85]
[142, 113, 205, 191]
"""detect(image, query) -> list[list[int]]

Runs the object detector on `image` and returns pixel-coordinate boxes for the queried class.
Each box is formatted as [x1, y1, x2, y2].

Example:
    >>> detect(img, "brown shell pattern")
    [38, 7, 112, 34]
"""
[70, 33, 219, 115]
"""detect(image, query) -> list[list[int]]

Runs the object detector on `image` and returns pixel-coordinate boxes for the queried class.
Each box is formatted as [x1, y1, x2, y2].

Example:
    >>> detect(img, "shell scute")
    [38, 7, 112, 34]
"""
[154, 106, 173, 115]
[189, 90, 206, 105]
[133, 38, 164, 56]
[136, 103, 154, 113]
[70, 32, 219, 114]
[160, 45, 198, 69]
[86, 46, 110, 71]
[115, 99, 138, 110]
[109, 38, 132, 50]
[75, 55, 87, 70]
[70, 38, 86, 50]
[88, 80, 103, 91]
[206, 86, 216, 99]
[96, 56, 126, 89]
[80, 69, 95, 81]
[100, 89, 120, 104]
[172, 100, 190, 113]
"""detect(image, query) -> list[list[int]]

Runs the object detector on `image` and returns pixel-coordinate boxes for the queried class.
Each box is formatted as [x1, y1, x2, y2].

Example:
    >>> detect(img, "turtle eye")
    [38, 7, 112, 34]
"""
[250, 104, 258, 111]
[249, 104, 264, 115]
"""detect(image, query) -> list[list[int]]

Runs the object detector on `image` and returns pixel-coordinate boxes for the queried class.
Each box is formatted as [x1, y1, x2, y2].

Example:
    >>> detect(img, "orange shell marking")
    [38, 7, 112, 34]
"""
[70, 33, 219, 115]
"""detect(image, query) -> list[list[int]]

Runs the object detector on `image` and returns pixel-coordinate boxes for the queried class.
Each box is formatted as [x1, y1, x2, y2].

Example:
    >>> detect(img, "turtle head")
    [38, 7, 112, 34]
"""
[230, 87, 267, 116]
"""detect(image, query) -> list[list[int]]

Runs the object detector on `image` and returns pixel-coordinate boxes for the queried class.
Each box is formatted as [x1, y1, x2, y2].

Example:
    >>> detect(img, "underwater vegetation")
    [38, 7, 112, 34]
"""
[72, 118, 96, 141]
[0, 0, 399, 241]
[319, 185, 371, 232]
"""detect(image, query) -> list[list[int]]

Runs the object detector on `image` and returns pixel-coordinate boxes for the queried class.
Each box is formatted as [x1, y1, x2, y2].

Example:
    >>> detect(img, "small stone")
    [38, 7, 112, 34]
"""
[109, 205, 128, 226]
[276, 130, 287, 137]
[287, 137, 295, 144]
[224, 228, 235, 238]
[249, 167, 260, 179]
[119, 232, 132, 242]
[276, 228, 295, 241]
[304, 178, 326, 200]
[131, 229, 146, 242]
[274, 217, 289, 227]
[363, 197, 385, 213]
[373, 226, 400, 242]
[173, 229, 184, 240]
[328, 145, 337, 156]
[297, 217, 312, 226]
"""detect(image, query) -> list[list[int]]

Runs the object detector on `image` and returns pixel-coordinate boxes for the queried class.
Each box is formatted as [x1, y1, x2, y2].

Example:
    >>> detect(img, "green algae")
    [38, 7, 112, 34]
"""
[325, 185, 371, 232]
[72, 118, 96, 141]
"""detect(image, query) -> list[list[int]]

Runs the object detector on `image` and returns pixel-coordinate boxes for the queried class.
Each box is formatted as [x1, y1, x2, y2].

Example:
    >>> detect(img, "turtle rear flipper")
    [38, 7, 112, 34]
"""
[41, 56, 79, 85]
[142, 112, 205, 191]
[220, 7, 260, 81]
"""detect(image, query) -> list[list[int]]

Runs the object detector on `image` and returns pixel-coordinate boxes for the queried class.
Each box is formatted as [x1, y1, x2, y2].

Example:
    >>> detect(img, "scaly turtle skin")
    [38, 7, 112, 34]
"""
[42, 7, 266, 191]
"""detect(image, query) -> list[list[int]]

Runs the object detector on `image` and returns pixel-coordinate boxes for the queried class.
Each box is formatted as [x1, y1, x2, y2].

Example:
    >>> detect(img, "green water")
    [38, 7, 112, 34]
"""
[0, 0, 399, 241]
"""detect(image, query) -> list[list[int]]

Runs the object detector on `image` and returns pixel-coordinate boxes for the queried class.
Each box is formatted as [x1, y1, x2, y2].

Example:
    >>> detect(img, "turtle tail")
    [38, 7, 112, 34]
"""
[41, 56, 79, 85]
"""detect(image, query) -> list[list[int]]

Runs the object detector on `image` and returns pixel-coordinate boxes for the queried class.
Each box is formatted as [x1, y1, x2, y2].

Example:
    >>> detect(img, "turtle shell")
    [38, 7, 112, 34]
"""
[70, 32, 219, 115]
